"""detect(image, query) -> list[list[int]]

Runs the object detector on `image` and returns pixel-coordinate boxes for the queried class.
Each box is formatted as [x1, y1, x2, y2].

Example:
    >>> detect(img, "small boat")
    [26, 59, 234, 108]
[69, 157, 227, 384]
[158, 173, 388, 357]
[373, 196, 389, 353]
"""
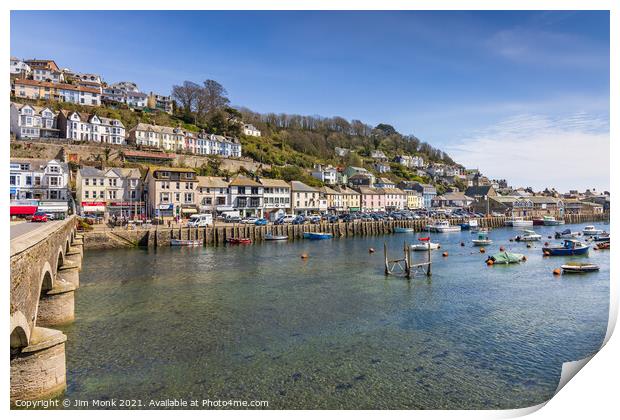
[505, 216, 533, 227]
[555, 229, 579, 239]
[532, 217, 545, 226]
[596, 242, 610, 250]
[264, 233, 288, 241]
[426, 220, 461, 233]
[543, 216, 563, 226]
[582, 226, 603, 236]
[472, 228, 489, 234]
[515, 230, 542, 242]
[227, 238, 252, 245]
[411, 237, 440, 251]
[561, 262, 600, 273]
[303, 232, 333, 240]
[460, 219, 478, 230]
[593, 233, 610, 243]
[394, 227, 414, 233]
[542, 239, 590, 256]
[472, 232, 492, 246]
[171, 239, 201, 247]
[488, 251, 526, 264]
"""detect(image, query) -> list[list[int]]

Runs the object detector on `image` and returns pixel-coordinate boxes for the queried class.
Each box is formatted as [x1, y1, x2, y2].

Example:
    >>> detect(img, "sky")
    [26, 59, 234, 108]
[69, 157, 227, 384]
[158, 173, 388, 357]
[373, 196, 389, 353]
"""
[10, 10, 610, 192]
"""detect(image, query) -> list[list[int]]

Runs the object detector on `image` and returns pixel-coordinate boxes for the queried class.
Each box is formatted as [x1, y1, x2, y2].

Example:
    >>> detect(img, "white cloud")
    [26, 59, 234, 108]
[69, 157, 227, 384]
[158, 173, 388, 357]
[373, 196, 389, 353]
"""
[446, 113, 610, 192]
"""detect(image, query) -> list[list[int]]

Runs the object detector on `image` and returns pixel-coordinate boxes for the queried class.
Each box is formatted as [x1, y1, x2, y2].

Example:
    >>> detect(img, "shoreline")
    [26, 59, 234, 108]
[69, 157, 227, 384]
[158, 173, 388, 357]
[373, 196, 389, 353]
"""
[82, 213, 609, 250]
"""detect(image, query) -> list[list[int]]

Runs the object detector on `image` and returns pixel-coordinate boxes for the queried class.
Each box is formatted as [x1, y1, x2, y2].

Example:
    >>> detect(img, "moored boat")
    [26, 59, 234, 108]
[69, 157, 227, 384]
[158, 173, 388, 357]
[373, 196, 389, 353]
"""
[542, 239, 589, 256]
[487, 251, 526, 264]
[394, 227, 414, 233]
[227, 238, 252, 244]
[411, 237, 440, 251]
[555, 229, 579, 239]
[515, 230, 542, 242]
[582, 225, 603, 236]
[505, 216, 533, 227]
[460, 219, 478, 230]
[472, 232, 492, 246]
[426, 220, 461, 233]
[596, 241, 610, 250]
[303, 232, 333, 240]
[264, 233, 288, 241]
[593, 233, 610, 243]
[171, 239, 201, 247]
[543, 216, 563, 226]
[532, 217, 545, 226]
[561, 262, 600, 273]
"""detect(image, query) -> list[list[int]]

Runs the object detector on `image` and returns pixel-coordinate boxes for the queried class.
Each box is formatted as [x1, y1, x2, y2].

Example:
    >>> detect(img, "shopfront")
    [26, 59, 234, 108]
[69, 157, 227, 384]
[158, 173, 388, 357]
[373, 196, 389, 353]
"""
[10, 199, 39, 218]
[38, 200, 69, 219]
[81, 201, 106, 217]
[156, 204, 174, 218]
[107, 201, 146, 219]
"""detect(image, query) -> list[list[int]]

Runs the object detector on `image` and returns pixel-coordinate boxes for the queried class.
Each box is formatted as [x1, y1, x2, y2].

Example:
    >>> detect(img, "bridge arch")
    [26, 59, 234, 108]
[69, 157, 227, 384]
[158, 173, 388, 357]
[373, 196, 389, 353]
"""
[55, 246, 65, 273]
[40, 262, 54, 294]
[10, 311, 31, 351]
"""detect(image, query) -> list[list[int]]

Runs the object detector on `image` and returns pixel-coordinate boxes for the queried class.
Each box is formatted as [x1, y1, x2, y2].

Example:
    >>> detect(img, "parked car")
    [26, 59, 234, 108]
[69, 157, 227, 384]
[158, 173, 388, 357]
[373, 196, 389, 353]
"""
[31, 212, 48, 223]
[255, 218, 268, 226]
[292, 216, 306, 225]
[241, 217, 259, 224]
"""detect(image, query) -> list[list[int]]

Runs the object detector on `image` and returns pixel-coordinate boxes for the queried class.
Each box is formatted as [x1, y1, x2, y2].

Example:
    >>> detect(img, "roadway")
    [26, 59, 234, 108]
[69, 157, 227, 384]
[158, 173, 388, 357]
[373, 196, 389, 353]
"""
[10, 220, 63, 240]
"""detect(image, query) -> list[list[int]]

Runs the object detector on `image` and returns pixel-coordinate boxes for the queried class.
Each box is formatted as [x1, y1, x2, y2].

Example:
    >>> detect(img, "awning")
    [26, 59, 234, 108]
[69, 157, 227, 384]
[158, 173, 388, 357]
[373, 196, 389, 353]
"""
[181, 208, 197, 214]
[10, 205, 37, 216]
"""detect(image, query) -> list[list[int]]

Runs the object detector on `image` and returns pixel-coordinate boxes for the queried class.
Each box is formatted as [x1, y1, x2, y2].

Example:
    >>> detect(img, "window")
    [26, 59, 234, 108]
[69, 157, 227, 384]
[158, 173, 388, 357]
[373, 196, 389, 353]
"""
[25, 176, 32, 185]
[49, 177, 59, 186]
[99, 179, 104, 186]
[10, 175, 17, 185]
[217, 197, 226, 205]
[85, 178, 90, 186]
[176, 182, 180, 189]
[100, 191, 104, 198]
[85, 191, 89, 198]
[184, 193, 193, 203]
[175, 193, 180, 201]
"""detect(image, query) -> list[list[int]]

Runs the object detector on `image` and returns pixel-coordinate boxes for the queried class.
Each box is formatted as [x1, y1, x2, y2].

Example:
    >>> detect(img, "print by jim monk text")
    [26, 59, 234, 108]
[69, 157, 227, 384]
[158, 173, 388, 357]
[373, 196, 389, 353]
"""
[14, 398, 270, 409]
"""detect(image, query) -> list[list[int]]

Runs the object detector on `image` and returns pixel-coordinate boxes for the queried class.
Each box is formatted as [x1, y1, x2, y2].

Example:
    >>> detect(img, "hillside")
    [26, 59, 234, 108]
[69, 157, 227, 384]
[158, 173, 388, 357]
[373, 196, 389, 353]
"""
[11, 96, 455, 188]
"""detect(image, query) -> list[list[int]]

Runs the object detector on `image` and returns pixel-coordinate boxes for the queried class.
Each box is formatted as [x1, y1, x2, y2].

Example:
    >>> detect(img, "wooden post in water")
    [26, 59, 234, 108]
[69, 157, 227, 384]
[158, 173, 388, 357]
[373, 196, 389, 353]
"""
[384, 242, 389, 276]
[427, 242, 432, 276]
[404, 241, 410, 279]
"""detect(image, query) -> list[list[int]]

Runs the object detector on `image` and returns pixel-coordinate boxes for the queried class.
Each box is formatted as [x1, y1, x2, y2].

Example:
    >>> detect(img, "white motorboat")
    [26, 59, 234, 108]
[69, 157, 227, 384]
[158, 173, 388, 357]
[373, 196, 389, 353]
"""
[426, 220, 461, 233]
[555, 229, 579, 239]
[411, 237, 441, 251]
[582, 225, 603, 236]
[505, 216, 533, 227]
[472, 232, 493, 246]
[543, 216, 564, 226]
[515, 230, 541, 242]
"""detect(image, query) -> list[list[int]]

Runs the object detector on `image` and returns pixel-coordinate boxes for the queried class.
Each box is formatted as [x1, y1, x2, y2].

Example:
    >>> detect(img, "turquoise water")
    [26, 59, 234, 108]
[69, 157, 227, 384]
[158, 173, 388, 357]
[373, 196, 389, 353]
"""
[61, 222, 610, 409]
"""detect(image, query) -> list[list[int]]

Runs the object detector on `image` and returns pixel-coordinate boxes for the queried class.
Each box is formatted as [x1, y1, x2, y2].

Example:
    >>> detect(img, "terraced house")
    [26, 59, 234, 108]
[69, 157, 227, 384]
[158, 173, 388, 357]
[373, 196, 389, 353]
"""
[13, 78, 101, 105]
[196, 176, 231, 214]
[57, 110, 125, 144]
[128, 123, 186, 151]
[145, 167, 197, 219]
[229, 176, 264, 218]
[10, 102, 60, 139]
[260, 178, 291, 220]
[291, 181, 320, 215]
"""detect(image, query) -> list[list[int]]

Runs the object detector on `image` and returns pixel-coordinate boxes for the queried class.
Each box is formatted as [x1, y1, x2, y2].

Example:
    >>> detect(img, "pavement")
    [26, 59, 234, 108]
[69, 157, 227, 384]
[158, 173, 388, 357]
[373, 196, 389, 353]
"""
[10, 220, 63, 240]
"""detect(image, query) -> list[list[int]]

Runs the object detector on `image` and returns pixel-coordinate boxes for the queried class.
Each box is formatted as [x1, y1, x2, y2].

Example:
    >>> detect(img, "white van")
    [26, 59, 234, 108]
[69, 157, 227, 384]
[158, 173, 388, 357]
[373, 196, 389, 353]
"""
[187, 213, 213, 227]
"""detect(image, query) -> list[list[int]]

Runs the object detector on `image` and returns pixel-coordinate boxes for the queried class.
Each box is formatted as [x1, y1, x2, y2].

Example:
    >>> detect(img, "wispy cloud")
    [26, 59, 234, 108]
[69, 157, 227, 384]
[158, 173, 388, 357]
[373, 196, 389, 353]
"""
[446, 113, 610, 192]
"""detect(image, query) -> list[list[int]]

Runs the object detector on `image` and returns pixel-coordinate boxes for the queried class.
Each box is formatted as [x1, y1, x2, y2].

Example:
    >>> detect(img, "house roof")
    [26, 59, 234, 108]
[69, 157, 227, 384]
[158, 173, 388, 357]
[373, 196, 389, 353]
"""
[464, 185, 494, 197]
[14, 78, 100, 94]
[333, 186, 360, 195]
[79, 166, 105, 177]
[318, 186, 340, 195]
[11, 102, 56, 116]
[259, 178, 290, 188]
[290, 181, 318, 192]
[197, 176, 230, 188]
[148, 166, 196, 174]
[229, 175, 262, 187]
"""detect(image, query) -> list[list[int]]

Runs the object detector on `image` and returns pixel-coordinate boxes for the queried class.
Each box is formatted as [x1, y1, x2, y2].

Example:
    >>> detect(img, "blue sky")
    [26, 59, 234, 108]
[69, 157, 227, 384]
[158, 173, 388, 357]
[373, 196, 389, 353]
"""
[10, 10, 610, 191]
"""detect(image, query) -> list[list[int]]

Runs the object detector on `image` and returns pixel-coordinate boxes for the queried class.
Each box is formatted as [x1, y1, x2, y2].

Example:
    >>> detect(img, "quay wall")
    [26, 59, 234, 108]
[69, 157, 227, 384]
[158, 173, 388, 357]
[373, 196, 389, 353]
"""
[83, 213, 609, 250]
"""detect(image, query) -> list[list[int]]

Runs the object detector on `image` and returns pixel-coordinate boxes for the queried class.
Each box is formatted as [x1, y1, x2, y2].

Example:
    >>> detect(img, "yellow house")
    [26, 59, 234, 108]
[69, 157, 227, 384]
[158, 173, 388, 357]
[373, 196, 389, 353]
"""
[333, 186, 361, 212]
[405, 189, 424, 209]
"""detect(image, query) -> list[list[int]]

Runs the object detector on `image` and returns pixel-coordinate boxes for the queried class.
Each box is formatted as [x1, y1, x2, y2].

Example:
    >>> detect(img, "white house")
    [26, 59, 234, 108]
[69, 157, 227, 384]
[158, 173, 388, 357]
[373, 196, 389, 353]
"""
[10, 103, 60, 139]
[10, 57, 31, 77]
[229, 176, 264, 217]
[311, 164, 338, 185]
[58, 110, 126, 144]
[10, 159, 70, 204]
[243, 124, 261, 137]
[260, 178, 291, 220]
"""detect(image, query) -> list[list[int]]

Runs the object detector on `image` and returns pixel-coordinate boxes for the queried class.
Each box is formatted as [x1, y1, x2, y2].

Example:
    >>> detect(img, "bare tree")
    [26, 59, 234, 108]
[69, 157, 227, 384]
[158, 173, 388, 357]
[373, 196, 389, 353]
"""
[200, 79, 230, 115]
[171, 81, 201, 119]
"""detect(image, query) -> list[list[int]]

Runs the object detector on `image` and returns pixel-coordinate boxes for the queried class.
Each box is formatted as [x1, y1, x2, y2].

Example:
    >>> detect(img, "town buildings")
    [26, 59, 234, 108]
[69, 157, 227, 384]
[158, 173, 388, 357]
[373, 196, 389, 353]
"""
[196, 176, 232, 214]
[311, 164, 339, 185]
[228, 176, 264, 218]
[318, 186, 344, 213]
[76, 167, 144, 218]
[10, 102, 60, 139]
[13, 79, 102, 106]
[10, 158, 70, 217]
[432, 191, 474, 209]
[147, 92, 173, 114]
[333, 186, 361, 212]
[10, 57, 31, 78]
[57, 110, 125, 144]
[399, 182, 437, 209]
[290, 181, 320, 215]
[260, 178, 291, 220]
[25, 59, 63, 83]
[145, 167, 197, 219]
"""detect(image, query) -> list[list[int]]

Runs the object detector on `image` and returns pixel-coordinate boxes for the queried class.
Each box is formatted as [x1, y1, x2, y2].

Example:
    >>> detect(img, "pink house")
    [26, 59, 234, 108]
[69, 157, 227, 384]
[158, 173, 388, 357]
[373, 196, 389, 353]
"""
[358, 187, 386, 211]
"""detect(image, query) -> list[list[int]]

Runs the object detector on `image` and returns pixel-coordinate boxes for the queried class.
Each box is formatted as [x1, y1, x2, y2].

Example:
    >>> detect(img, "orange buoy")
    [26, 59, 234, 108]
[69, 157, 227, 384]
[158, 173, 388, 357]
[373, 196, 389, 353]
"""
[480, 247, 485, 253]
[553, 268, 561, 276]
[369, 248, 375, 253]
[486, 259, 494, 266]
[300, 253, 309, 259]
[499, 246, 505, 252]
[442, 252, 449, 257]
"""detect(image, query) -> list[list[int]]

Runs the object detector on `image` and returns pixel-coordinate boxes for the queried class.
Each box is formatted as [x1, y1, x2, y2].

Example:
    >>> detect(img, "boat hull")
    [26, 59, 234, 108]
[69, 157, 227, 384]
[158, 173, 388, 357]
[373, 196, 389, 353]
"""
[542, 246, 589, 256]
[264, 236, 288, 241]
[411, 242, 440, 251]
[303, 232, 333, 240]
[472, 240, 492, 246]
[511, 221, 534, 227]
[394, 227, 414, 233]
[561, 264, 600, 273]
[171, 239, 201, 247]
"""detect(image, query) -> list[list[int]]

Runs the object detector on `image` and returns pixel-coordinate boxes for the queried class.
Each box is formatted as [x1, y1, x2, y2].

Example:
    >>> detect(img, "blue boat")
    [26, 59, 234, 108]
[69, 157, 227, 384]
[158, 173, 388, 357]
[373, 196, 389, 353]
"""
[303, 232, 333, 240]
[542, 239, 590, 256]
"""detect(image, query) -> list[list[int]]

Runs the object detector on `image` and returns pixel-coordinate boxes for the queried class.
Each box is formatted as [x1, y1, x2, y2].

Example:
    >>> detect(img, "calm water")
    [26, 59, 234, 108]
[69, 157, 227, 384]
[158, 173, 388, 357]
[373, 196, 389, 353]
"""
[60, 222, 610, 409]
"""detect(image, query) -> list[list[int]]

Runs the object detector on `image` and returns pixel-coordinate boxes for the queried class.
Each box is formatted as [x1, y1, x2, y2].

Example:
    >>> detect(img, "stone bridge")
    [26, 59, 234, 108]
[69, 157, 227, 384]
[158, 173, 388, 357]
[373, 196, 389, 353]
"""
[10, 216, 83, 403]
